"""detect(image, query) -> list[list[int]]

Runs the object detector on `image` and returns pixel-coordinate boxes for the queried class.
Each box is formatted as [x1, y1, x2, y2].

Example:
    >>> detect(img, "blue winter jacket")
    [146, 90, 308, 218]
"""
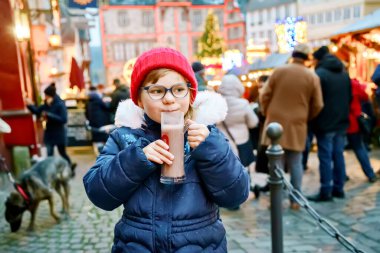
[83, 113, 250, 253]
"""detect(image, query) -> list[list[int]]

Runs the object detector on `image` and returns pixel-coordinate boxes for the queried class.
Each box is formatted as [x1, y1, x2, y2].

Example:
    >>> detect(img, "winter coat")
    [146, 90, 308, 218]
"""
[347, 79, 369, 134]
[371, 64, 380, 86]
[217, 75, 258, 155]
[27, 95, 68, 145]
[83, 91, 250, 253]
[260, 60, 324, 152]
[85, 91, 112, 142]
[311, 54, 351, 134]
[110, 85, 130, 114]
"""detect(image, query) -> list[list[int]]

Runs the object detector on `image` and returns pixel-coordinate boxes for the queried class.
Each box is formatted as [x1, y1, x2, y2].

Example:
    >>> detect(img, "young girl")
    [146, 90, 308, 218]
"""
[83, 48, 249, 252]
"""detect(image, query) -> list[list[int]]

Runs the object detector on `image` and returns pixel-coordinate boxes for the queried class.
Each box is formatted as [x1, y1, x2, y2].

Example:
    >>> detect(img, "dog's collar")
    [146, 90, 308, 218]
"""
[14, 183, 31, 205]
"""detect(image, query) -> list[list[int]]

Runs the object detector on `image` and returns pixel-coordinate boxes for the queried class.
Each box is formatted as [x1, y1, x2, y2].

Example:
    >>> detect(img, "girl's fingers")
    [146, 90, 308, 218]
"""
[145, 153, 163, 164]
[187, 135, 203, 142]
[153, 141, 174, 160]
[147, 149, 173, 165]
[188, 141, 200, 149]
[155, 139, 169, 150]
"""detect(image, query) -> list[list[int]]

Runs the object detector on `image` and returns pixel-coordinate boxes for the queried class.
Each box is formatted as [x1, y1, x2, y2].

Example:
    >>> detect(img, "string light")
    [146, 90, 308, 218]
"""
[275, 17, 307, 53]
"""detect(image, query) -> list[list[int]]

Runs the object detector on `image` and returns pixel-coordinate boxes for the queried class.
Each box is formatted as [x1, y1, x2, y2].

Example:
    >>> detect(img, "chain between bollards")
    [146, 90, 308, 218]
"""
[265, 122, 366, 253]
[273, 167, 367, 253]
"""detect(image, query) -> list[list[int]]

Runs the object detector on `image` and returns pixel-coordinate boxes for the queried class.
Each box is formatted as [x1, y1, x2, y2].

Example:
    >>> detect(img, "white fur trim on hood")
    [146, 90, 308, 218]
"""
[114, 91, 227, 129]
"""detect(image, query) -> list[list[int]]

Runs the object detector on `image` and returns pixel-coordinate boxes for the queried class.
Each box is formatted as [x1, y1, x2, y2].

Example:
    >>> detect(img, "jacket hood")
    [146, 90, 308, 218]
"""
[114, 91, 227, 128]
[317, 54, 344, 73]
[218, 75, 245, 98]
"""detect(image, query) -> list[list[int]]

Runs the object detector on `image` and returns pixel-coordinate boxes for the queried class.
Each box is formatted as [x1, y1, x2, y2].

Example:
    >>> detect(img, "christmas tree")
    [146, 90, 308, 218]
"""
[197, 11, 224, 59]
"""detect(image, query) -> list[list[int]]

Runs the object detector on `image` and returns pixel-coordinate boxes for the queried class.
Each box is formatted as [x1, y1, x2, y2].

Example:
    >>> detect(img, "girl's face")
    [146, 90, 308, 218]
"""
[138, 71, 190, 123]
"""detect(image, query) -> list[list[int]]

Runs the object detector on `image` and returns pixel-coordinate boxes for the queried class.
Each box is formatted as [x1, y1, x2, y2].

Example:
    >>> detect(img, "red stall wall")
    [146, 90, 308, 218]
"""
[0, 0, 38, 151]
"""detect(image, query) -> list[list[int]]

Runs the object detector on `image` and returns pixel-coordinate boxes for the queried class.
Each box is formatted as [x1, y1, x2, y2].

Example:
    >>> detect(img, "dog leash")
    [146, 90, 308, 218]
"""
[0, 156, 31, 205]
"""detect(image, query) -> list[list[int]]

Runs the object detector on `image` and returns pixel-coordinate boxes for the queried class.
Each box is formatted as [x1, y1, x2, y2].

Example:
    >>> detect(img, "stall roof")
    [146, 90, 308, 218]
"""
[333, 9, 380, 37]
[250, 53, 291, 71]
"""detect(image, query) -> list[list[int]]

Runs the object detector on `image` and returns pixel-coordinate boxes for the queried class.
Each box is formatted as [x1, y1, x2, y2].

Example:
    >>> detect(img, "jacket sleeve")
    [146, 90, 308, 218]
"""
[309, 74, 324, 120]
[46, 103, 67, 124]
[83, 131, 157, 211]
[191, 126, 250, 208]
[27, 104, 46, 117]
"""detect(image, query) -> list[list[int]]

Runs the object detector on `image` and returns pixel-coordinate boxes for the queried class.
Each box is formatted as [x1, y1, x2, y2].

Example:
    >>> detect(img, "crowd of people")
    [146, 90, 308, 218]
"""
[21, 45, 380, 251]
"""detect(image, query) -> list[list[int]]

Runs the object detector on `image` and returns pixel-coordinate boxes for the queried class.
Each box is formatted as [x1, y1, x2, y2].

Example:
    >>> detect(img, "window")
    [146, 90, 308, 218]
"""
[229, 12, 234, 21]
[259, 30, 264, 38]
[125, 43, 136, 60]
[334, 9, 341, 21]
[317, 13, 323, 23]
[310, 14, 315, 24]
[194, 10, 202, 27]
[267, 30, 272, 42]
[142, 11, 154, 27]
[113, 43, 125, 62]
[117, 11, 129, 27]
[325, 11, 332, 23]
[285, 4, 290, 17]
[258, 10, 263, 25]
[343, 7, 351, 20]
[233, 27, 239, 38]
[275, 7, 280, 21]
[267, 8, 272, 22]
[353, 5, 361, 18]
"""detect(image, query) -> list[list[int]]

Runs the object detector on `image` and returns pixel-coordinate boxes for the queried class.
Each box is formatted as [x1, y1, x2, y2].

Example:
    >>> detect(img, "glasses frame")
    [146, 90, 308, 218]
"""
[141, 83, 192, 100]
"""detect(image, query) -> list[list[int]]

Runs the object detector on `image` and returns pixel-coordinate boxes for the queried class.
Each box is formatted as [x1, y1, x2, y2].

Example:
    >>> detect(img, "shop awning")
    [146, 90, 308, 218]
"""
[250, 53, 291, 71]
[333, 9, 380, 37]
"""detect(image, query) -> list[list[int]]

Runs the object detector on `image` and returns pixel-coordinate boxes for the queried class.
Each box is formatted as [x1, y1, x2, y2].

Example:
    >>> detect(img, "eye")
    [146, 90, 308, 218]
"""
[149, 87, 164, 94]
[173, 85, 186, 93]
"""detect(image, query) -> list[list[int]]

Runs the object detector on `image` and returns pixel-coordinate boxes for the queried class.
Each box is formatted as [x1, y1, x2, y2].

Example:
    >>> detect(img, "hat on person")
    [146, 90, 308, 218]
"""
[44, 82, 56, 97]
[293, 43, 311, 56]
[191, 61, 205, 73]
[130, 48, 197, 105]
[313, 46, 329, 61]
[292, 43, 311, 60]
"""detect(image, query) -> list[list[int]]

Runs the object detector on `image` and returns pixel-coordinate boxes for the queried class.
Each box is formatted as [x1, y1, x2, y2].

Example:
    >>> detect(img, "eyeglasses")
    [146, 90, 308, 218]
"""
[142, 83, 192, 100]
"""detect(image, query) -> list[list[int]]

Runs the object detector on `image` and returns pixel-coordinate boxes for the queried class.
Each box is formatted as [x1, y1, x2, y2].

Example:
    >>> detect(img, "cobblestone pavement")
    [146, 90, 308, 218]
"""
[1, 147, 380, 253]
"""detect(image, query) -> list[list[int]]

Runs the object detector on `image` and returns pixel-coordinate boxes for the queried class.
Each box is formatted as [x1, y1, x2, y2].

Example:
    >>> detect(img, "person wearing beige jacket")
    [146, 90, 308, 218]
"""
[217, 74, 258, 161]
[260, 43, 324, 210]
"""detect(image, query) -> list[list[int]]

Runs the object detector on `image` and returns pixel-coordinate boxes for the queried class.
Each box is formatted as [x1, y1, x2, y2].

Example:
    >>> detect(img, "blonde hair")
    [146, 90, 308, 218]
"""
[140, 68, 194, 120]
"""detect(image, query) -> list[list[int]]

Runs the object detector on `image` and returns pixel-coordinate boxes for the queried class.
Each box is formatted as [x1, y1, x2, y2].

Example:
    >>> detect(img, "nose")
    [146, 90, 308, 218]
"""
[162, 90, 175, 104]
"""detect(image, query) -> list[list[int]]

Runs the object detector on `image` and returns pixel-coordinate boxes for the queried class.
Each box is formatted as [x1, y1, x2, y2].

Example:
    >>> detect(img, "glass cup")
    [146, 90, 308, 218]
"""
[160, 111, 185, 184]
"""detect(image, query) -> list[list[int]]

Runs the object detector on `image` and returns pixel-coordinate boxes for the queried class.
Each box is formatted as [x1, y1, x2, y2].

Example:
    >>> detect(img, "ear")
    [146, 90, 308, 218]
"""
[137, 99, 144, 109]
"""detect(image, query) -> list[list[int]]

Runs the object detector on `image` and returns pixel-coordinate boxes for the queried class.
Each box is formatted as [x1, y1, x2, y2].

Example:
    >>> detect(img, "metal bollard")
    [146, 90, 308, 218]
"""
[266, 122, 284, 253]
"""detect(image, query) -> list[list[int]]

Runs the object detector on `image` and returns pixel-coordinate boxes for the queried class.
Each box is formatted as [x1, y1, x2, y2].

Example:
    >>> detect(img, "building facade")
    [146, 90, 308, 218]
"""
[100, 0, 246, 84]
[298, 0, 380, 48]
[245, 0, 297, 53]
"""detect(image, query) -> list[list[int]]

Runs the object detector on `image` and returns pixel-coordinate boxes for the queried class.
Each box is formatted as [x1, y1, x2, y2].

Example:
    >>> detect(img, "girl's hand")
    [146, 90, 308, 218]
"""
[143, 139, 174, 165]
[186, 119, 210, 149]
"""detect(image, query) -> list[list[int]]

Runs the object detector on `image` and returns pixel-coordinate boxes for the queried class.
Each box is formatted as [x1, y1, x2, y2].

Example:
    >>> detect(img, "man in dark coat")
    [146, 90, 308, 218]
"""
[25, 83, 76, 176]
[308, 46, 351, 202]
[110, 78, 130, 116]
[85, 85, 111, 142]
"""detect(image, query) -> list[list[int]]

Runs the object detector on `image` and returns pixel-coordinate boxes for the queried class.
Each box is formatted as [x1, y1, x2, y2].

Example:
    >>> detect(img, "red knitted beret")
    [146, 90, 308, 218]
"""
[130, 48, 198, 105]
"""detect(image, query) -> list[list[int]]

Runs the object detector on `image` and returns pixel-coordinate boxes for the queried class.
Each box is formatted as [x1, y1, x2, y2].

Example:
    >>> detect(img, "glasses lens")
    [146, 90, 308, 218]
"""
[172, 84, 189, 98]
[147, 85, 165, 99]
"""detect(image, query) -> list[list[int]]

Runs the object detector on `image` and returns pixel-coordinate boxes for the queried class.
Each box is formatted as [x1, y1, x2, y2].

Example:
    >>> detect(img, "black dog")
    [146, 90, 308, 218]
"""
[5, 157, 71, 232]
